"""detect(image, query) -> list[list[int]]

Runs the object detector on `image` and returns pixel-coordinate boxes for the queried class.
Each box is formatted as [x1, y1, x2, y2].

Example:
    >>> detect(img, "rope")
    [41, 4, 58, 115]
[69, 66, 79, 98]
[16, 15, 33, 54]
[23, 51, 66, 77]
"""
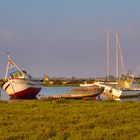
[118, 36, 126, 75]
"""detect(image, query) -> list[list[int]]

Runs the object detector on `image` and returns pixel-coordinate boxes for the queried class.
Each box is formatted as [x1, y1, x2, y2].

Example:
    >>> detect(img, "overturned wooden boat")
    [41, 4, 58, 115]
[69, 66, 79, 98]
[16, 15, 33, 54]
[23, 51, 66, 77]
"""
[63, 85, 104, 100]
[1, 53, 42, 99]
[63, 92, 99, 99]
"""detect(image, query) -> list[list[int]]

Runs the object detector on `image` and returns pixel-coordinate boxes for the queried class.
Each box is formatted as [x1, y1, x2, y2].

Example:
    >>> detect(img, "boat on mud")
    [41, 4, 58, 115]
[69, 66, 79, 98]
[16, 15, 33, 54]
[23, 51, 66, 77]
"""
[63, 92, 99, 100]
[1, 53, 42, 99]
[96, 83, 122, 101]
[79, 81, 122, 101]
[63, 85, 104, 100]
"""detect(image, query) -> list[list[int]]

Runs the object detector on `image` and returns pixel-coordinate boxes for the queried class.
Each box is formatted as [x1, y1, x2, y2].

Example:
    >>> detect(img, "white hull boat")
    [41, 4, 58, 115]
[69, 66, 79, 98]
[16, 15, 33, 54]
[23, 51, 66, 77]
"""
[1, 53, 42, 99]
[1, 79, 41, 99]
[96, 83, 122, 101]
[80, 82, 102, 87]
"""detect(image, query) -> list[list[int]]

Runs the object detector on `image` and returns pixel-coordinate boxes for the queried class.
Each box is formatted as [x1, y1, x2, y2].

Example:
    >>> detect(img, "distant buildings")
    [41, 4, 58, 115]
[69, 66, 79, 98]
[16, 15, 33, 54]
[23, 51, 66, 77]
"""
[44, 75, 49, 81]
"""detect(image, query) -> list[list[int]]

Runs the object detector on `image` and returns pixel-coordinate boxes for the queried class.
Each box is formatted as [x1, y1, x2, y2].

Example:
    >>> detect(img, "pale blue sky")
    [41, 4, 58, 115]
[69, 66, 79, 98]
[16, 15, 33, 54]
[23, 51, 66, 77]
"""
[0, 0, 140, 78]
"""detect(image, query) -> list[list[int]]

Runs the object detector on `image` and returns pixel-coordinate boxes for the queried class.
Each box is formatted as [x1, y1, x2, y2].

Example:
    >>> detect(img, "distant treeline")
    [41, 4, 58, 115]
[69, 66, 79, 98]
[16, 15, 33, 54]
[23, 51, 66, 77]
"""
[43, 78, 95, 86]
[43, 76, 140, 86]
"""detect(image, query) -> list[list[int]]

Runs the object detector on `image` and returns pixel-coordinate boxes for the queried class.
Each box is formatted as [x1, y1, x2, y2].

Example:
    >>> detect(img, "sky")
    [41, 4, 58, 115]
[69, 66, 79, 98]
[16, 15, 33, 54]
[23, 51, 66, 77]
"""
[0, 0, 140, 78]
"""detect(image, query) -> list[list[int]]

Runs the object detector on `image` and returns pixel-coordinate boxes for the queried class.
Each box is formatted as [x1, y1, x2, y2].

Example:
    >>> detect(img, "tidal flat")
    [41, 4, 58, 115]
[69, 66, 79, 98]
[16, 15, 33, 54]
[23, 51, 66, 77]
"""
[0, 99, 140, 140]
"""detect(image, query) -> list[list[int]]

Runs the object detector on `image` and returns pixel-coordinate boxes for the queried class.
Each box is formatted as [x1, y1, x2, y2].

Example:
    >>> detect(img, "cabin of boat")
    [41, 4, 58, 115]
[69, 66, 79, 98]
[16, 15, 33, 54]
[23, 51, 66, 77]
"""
[1, 53, 42, 99]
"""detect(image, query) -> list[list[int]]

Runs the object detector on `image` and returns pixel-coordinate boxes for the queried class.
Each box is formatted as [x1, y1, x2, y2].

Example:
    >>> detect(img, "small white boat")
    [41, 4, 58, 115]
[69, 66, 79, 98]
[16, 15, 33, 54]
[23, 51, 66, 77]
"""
[96, 83, 122, 101]
[80, 81, 102, 87]
[80, 83, 95, 87]
[1, 53, 42, 99]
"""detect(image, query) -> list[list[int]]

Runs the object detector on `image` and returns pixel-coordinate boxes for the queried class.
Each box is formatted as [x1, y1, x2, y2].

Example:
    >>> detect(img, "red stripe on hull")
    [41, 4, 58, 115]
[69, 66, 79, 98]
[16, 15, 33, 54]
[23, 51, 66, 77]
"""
[9, 87, 41, 99]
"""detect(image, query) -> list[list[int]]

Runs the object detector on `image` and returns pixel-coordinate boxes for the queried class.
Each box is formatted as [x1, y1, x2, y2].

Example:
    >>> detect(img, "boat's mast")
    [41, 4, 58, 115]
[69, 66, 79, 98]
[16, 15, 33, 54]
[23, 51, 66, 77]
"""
[5, 53, 11, 80]
[5, 53, 28, 79]
[106, 31, 110, 81]
[5, 60, 9, 80]
[116, 32, 119, 81]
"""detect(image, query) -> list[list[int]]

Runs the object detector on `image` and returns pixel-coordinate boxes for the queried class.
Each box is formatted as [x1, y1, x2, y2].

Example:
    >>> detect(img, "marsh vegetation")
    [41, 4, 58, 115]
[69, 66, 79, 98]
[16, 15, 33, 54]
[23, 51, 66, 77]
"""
[0, 99, 140, 140]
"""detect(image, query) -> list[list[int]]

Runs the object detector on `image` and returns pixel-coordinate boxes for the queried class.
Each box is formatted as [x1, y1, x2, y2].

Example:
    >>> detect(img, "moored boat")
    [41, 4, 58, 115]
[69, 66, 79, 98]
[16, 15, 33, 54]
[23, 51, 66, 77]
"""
[79, 81, 103, 87]
[1, 53, 42, 99]
[79, 82, 96, 87]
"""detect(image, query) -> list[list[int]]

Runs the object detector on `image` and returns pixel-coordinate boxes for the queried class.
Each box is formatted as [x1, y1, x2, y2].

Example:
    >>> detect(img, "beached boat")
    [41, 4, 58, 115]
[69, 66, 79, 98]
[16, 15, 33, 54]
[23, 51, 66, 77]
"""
[63, 92, 99, 99]
[96, 83, 122, 101]
[1, 53, 42, 99]
[63, 85, 104, 100]
[79, 81, 122, 101]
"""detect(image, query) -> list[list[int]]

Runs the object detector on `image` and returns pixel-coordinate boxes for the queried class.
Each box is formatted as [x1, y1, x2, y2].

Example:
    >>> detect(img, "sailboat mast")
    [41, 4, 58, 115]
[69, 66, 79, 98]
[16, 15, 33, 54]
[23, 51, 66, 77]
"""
[106, 31, 110, 81]
[116, 32, 119, 81]
[5, 53, 11, 80]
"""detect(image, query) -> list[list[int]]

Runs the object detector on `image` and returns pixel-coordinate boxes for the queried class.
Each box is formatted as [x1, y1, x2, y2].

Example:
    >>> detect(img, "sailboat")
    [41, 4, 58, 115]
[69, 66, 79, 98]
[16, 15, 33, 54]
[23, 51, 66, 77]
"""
[79, 32, 122, 101]
[96, 32, 122, 101]
[1, 53, 42, 99]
